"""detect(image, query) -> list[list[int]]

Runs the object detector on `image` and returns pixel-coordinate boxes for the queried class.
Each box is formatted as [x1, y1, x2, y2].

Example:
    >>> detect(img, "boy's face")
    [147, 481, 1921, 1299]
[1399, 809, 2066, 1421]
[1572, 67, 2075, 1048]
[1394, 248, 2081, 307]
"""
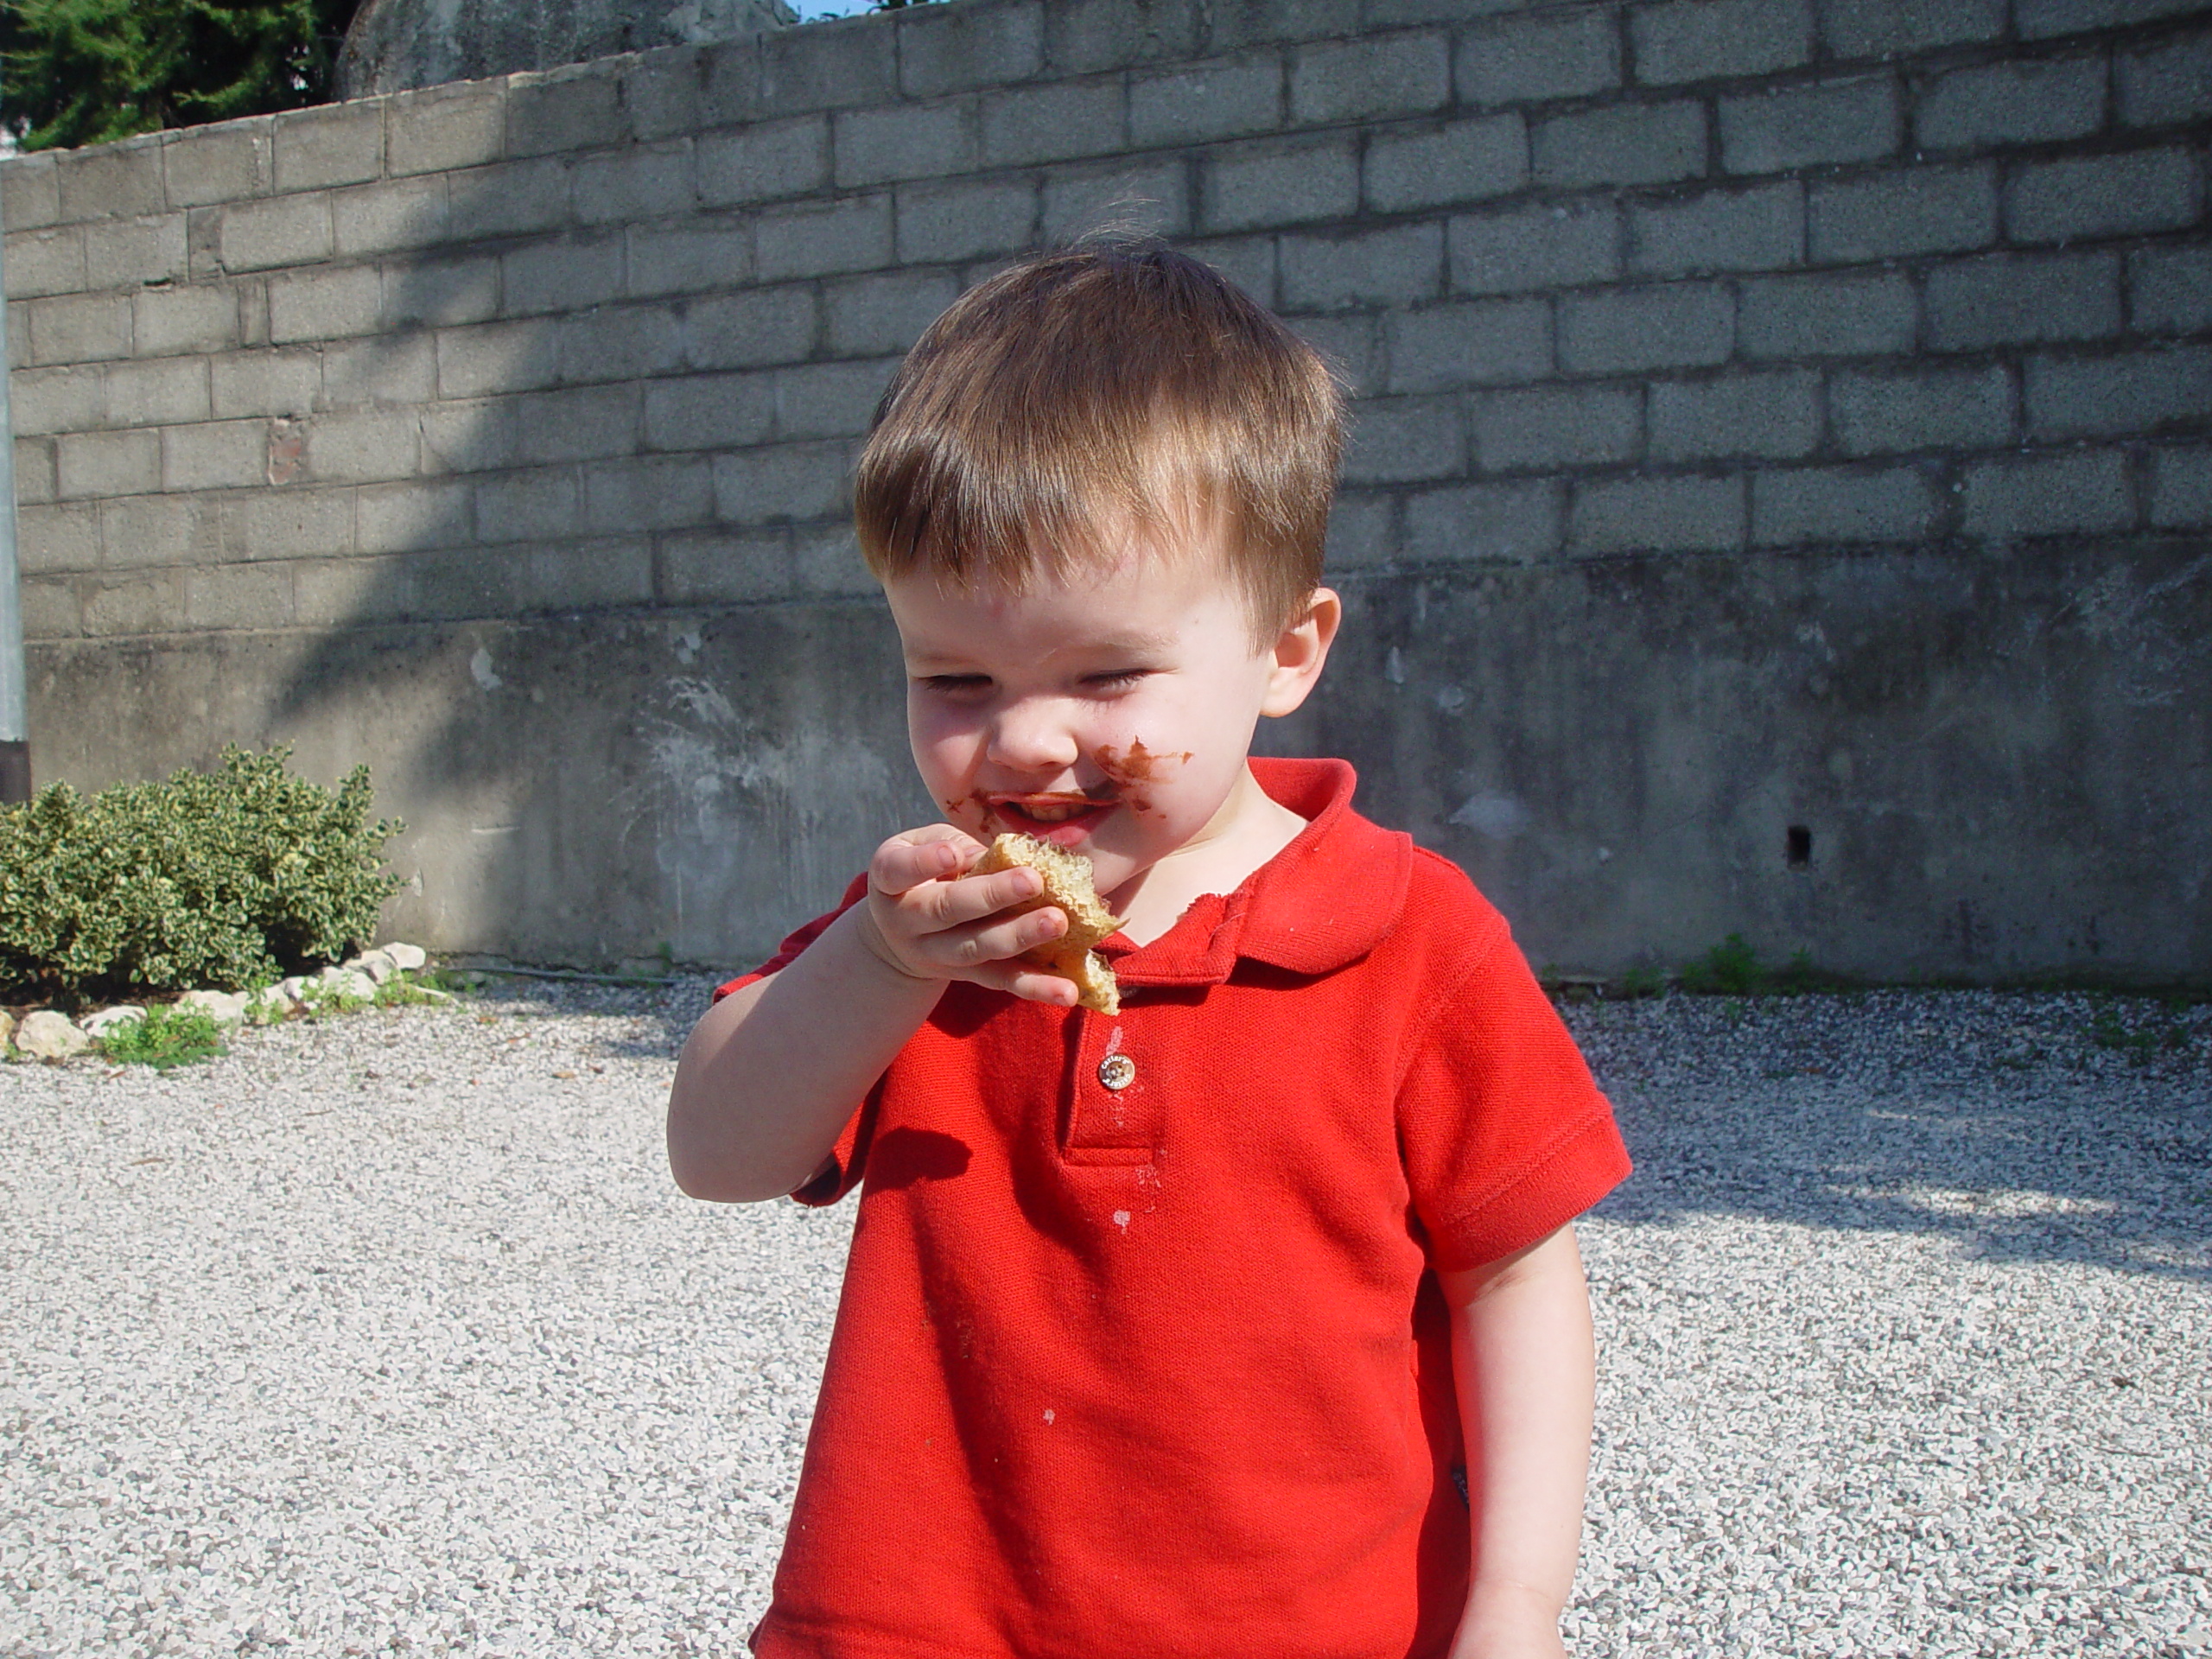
[885, 537, 1333, 901]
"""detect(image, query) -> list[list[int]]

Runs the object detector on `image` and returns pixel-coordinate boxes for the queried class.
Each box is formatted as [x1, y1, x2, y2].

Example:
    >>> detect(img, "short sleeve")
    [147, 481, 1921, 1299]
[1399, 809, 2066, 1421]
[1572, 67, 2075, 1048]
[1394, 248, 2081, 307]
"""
[710, 873, 878, 1205]
[1395, 920, 1631, 1273]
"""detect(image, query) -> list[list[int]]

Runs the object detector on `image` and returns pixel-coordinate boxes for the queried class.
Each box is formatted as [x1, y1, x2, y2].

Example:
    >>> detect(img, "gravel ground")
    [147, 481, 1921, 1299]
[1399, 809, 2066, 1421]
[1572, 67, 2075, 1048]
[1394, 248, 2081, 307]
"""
[2, 981, 2206, 1657]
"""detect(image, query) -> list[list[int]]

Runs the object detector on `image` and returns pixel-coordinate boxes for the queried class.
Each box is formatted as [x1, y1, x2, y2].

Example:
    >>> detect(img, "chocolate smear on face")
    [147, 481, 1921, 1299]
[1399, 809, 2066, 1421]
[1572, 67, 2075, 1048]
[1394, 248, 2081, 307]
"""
[1091, 739, 1192, 817]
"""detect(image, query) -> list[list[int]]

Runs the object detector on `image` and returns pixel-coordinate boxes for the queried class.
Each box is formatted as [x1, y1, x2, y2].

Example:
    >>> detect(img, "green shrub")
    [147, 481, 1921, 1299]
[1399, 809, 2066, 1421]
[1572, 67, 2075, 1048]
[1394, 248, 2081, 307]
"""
[0, 745, 404, 1001]
[1678, 933, 1768, 996]
[96, 1004, 225, 1070]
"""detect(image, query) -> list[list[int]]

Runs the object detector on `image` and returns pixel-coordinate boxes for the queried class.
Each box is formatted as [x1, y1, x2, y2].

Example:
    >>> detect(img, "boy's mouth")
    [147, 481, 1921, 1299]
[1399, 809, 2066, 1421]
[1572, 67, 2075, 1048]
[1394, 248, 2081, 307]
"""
[988, 793, 1115, 845]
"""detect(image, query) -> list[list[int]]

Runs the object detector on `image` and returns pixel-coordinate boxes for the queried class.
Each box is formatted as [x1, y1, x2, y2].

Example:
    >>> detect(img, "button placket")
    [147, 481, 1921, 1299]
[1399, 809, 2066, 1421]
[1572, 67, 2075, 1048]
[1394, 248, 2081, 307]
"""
[1063, 1014, 1160, 1160]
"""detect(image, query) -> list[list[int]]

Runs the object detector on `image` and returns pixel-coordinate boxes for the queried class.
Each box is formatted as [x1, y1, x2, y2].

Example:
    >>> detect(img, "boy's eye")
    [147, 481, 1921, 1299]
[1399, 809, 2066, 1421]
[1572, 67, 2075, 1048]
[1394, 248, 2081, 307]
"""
[1085, 669, 1152, 691]
[918, 674, 993, 696]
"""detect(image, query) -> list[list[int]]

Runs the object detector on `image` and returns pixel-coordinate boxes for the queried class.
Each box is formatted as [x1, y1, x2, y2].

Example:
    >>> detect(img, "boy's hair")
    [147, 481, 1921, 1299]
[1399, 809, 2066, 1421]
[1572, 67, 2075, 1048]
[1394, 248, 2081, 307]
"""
[854, 238, 1346, 640]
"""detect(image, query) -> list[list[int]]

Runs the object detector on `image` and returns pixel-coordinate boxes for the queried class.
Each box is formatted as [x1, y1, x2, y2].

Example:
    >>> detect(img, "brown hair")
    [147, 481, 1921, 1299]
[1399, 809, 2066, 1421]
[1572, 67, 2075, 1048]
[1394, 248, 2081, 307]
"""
[854, 238, 1345, 640]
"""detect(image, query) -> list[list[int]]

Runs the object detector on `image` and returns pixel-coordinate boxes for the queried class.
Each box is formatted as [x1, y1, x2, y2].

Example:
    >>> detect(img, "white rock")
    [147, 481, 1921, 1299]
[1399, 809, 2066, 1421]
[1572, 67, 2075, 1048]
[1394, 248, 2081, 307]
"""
[82, 1006, 148, 1038]
[383, 943, 429, 973]
[324, 969, 379, 1002]
[178, 989, 251, 1026]
[347, 950, 397, 984]
[251, 984, 299, 1016]
[0, 1009, 14, 1051]
[279, 975, 312, 1002]
[15, 1010, 91, 1059]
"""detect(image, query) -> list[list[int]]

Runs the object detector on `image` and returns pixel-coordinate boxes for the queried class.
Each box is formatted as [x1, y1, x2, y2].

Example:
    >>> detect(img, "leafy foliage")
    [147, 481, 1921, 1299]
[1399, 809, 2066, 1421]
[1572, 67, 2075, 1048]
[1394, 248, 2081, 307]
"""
[0, 746, 404, 1001]
[0, 0, 357, 151]
[96, 1004, 226, 1070]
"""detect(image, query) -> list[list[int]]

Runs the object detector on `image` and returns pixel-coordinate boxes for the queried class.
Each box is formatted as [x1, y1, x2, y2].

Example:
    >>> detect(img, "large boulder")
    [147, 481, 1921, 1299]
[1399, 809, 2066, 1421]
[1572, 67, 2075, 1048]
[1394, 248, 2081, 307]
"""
[338, 0, 796, 98]
[16, 1011, 91, 1060]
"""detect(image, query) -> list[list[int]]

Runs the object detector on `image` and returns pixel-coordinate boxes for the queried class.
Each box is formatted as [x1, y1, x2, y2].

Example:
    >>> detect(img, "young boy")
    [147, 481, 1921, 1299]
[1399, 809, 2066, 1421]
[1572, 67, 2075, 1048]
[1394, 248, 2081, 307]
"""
[668, 240, 1631, 1659]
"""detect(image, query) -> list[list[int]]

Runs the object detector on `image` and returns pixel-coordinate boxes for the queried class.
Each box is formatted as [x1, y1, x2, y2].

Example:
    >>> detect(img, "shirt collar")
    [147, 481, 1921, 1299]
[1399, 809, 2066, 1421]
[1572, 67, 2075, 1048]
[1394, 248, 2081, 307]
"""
[1101, 757, 1411, 988]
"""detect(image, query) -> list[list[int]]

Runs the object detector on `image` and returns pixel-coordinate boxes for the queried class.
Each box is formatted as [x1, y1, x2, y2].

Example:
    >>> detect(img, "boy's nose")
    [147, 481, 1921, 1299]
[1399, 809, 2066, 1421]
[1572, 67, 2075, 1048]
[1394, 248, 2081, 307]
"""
[986, 701, 1081, 775]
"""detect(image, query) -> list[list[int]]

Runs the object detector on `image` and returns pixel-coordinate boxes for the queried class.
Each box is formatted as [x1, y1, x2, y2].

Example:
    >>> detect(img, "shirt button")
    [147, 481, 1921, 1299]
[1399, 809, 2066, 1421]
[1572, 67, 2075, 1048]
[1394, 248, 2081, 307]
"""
[1097, 1052, 1136, 1091]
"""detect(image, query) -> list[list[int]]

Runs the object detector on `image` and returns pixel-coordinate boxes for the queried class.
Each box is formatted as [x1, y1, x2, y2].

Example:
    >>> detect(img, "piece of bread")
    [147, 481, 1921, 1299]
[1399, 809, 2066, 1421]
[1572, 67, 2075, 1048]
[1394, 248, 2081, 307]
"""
[976, 832, 1127, 1014]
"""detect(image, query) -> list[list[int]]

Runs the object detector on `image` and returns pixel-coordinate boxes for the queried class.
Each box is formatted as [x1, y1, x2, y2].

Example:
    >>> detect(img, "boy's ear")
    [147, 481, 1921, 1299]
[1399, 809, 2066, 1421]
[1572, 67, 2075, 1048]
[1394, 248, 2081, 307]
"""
[1260, 587, 1341, 718]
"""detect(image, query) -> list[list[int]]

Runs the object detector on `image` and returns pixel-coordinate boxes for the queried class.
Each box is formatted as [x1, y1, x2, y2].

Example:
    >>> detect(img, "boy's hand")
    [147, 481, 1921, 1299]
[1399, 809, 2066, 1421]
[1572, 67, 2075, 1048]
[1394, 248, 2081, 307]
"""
[854, 824, 1079, 1005]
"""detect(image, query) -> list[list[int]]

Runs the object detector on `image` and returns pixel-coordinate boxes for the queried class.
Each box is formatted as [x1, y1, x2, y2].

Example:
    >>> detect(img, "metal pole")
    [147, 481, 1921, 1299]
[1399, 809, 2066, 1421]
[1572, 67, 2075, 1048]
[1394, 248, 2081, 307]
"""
[0, 188, 27, 804]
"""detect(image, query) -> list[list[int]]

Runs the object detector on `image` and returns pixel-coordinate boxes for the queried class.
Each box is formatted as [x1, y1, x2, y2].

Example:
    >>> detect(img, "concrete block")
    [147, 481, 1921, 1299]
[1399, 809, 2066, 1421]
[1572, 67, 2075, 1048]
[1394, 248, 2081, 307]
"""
[1290, 311, 1381, 392]
[397, 544, 515, 620]
[387, 82, 506, 177]
[1040, 158, 1192, 242]
[2119, 31, 2212, 129]
[1925, 251, 2120, 351]
[268, 264, 385, 344]
[14, 436, 55, 505]
[760, 15, 897, 115]
[293, 551, 411, 626]
[1961, 448, 2131, 537]
[133, 283, 239, 356]
[1629, 181, 1803, 278]
[518, 537, 656, 613]
[355, 475, 474, 551]
[755, 194, 893, 282]
[219, 486, 355, 562]
[504, 234, 626, 317]
[1201, 136, 1358, 232]
[790, 520, 880, 598]
[3, 153, 62, 230]
[213, 349, 321, 418]
[82, 569, 188, 636]
[1832, 363, 2014, 454]
[19, 576, 79, 639]
[627, 220, 752, 298]
[582, 455, 715, 532]
[333, 175, 451, 257]
[100, 492, 219, 569]
[274, 102, 385, 194]
[322, 334, 438, 409]
[1458, 10, 1620, 108]
[623, 44, 718, 143]
[28, 293, 130, 365]
[4, 226, 86, 298]
[1558, 282, 1732, 373]
[896, 176, 1039, 264]
[2006, 149, 2201, 245]
[2148, 444, 2212, 528]
[1472, 383, 1642, 472]
[301, 409, 420, 483]
[1650, 369, 1821, 461]
[1185, 234, 1276, 304]
[1569, 474, 1745, 554]
[1719, 74, 1898, 174]
[1533, 101, 1706, 189]
[1384, 298, 1549, 394]
[645, 369, 778, 451]
[475, 467, 583, 544]
[900, 0, 1044, 99]
[1402, 479, 1563, 564]
[182, 561, 294, 631]
[160, 122, 268, 208]
[1449, 200, 1620, 296]
[1128, 54, 1284, 148]
[1315, 486, 1391, 572]
[1280, 222, 1444, 311]
[2025, 346, 2212, 440]
[218, 194, 334, 273]
[1341, 394, 1465, 484]
[981, 79, 1127, 168]
[1631, 0, 1813, 84]
[1916, 56, 2107, 150]
[712, 439, 854, 524]
[1751, 461, 1938, 543]
[1809, 164, 1995, 262]
[1364, 115, 1525, 214]
[58, 138, 165, 222]
[698, 117, 831, 207]
[446, 157, 572, 242]
[82, 213, 189, 286]
[55, 429, 158, 499]
[507, 60, 626, 158]
[1819, 0, 2004, 57]
[1207, 0, 1357, 47]
[835, 100, 977, 189]
[1043, 0, 1204, 76]
[384, 255, 502, 329]
[1290, 32, 1450, 127]
[683, 284, 820, 370]
[825, 269, 961, 358]
[658, 526, 793, 604]
[420, 398, 518, 474]
[161, 419, 266, 491]
[10, 366, 102, 438]
[102, 356, 212, 427]
[16, 501, 101, 575]
[436, 319, 562, 398]
[2131, 245, 2212, 335]
[559, 303, 684, 385]
[515, 383, 639, 465]
[1738, 269, 1915, 359]
[2015, 0, 2202, 39]
[775, 357, 897, 442]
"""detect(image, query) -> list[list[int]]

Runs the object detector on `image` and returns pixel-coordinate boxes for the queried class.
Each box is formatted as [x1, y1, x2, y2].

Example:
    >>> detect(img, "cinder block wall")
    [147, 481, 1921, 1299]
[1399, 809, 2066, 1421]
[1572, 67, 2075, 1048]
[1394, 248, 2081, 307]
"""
[8, 0, 2209, 981]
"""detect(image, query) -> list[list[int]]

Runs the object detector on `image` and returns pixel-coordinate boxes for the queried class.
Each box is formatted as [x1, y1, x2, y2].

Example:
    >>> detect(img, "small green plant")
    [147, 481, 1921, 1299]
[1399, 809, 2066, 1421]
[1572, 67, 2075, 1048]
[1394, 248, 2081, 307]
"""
[2087, 995, 2194, 1067]
[1618, 963, 1668, 999]
[373, 972, 448, 1008]
[1678, 933, 1769, 996]
[96, 1004, 225, 1071]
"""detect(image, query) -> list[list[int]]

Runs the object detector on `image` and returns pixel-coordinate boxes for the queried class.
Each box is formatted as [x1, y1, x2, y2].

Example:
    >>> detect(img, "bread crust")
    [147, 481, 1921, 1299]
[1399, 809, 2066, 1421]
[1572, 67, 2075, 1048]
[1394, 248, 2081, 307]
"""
[976, 833, 1126, 1014]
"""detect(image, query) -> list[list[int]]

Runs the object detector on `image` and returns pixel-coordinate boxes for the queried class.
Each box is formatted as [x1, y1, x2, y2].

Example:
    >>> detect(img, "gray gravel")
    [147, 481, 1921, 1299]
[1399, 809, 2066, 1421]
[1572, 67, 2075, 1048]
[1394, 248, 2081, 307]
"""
[3, 982, 2207, 1656]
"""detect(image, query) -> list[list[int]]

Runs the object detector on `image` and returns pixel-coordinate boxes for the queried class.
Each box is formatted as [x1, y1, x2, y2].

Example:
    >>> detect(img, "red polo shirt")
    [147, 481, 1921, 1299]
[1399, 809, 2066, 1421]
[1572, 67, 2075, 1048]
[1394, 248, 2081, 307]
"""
[715, 759, 1630, 1659]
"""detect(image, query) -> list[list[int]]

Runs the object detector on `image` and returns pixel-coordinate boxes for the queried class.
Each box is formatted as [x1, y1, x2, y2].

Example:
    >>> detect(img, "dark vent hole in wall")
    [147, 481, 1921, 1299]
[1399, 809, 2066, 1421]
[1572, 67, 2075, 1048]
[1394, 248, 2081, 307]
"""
[1786, 825, 1812, 868]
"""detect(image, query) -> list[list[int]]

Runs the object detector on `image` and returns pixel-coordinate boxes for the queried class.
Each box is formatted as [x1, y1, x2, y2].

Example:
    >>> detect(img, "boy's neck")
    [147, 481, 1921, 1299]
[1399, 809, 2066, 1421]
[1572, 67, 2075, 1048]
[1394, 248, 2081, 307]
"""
[1103, 762, 1309, 946]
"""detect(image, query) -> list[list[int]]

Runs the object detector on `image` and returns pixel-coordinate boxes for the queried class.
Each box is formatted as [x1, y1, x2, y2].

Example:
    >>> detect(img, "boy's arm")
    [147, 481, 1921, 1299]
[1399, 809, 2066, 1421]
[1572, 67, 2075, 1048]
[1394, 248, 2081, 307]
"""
[1437, 1224, 1595, 1659]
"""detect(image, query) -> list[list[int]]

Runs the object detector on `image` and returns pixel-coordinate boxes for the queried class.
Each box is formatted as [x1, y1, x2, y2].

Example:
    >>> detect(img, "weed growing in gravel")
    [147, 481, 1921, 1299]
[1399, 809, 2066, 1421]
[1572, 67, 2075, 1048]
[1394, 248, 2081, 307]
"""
[372, 975, 448, 1009]
[97, 1006, 225, 1071]
[2086, 995, 2196, 1066]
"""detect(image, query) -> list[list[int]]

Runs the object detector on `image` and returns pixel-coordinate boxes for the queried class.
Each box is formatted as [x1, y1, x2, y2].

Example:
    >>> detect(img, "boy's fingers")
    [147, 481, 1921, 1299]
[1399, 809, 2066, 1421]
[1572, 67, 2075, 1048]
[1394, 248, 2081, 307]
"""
[928, 903, 1065, 969]
[870, 827, 982, 896]
[909, 865, 1046, 931]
